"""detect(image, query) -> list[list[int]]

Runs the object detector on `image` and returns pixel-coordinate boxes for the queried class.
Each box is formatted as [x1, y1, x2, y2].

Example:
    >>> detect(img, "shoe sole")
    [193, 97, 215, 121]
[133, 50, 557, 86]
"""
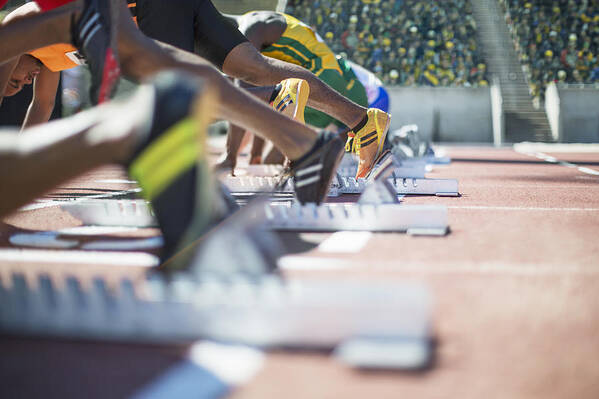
[157, 80, 220, 271]
[357, 113, 390, 179]
[292, 80, 309, 124]
[156, 198, 277, 276]
[316, 138, 345, 203]
[286, 135, 345, 205]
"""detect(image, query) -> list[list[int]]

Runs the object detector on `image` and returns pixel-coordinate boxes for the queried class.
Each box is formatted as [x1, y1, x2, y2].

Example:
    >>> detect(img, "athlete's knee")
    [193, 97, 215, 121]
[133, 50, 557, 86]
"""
[223, 43, 270, 82]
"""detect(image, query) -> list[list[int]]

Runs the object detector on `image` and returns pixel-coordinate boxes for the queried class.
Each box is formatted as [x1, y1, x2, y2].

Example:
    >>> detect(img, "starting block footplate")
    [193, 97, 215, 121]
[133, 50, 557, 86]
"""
[264, 203, 448, 235]
[0, 272, 431, 350]
[222, 175, 458, 197]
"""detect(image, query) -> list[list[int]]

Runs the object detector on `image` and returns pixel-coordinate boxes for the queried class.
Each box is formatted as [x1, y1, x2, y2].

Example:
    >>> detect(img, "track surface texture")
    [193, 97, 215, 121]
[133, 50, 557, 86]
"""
[1, 146, 598, 399]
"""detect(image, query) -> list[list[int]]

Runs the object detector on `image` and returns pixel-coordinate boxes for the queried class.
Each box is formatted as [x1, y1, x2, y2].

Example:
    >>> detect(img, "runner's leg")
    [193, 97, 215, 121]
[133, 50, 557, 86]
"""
[115, 1, 318, 161]
[223, 42, 367, 128]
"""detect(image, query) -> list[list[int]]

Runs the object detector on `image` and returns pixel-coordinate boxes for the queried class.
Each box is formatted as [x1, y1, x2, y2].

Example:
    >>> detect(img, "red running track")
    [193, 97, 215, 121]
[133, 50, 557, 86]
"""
[1, 146, 598, 399]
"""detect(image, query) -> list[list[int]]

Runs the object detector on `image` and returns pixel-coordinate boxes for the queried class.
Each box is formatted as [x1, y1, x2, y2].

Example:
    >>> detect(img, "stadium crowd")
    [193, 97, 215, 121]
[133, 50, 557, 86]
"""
[285, 0, 489, 87]
[503, 0, 599, 102]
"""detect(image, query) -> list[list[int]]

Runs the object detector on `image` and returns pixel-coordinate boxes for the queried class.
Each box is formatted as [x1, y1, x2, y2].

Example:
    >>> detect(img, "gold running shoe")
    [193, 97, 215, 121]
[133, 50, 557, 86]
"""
[271, 78, 310, 123]
[351, 108, 391, 179]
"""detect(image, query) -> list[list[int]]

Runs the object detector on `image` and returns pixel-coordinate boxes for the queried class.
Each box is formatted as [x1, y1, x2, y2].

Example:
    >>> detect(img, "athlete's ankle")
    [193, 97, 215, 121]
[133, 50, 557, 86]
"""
[350, 112, 368, 133]
[288, 135, 317, 162]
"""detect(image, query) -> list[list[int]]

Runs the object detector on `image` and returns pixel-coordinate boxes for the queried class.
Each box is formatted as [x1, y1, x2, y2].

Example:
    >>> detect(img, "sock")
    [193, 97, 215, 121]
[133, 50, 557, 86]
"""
[269, 84, 282, 103]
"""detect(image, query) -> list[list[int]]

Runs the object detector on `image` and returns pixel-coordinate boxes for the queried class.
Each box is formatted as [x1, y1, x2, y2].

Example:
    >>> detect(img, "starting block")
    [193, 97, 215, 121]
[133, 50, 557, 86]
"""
[0, 271, 432, 362]
[222, 150, 458, 197]
[60, 199, 449, 236]
[4, 201, 434, 366]
[1, 203, 433, 363]
[333, 175, 459, 197]
[388, 125, 451, 165]
[61, 199, 157, 227]
[264, 203, 448, 235]
[184, 199, 282, 278]
[222, 175, 293, 194]
[338, 152, 427, 179]
[336, 152, 458, 197]
[221, 173, 458, 197]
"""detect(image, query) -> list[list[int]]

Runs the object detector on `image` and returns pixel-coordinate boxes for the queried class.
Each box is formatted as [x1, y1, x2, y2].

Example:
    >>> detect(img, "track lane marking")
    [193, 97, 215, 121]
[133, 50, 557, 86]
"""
[0, 248, 158, 266]
[514, 146, 599, 176]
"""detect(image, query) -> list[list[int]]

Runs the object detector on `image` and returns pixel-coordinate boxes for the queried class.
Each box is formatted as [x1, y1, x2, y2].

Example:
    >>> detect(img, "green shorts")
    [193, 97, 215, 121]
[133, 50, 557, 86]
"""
[304, 67, 368, 129]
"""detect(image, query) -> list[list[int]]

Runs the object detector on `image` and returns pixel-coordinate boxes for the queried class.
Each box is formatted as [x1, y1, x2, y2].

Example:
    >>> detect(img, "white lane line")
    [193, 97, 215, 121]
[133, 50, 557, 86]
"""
[132, 342, 263, 399]
[514, 142, 599, 153]
[515, 147, 599, 177]
[0, 248, 158, 267]
[19, 188, 142, 212]
[578, 166, 599, 176]
[188, 342, 264, 386]
[448, 206, 599, 212]
[279, 256, 359, 270]
[318, 232, 373, 253]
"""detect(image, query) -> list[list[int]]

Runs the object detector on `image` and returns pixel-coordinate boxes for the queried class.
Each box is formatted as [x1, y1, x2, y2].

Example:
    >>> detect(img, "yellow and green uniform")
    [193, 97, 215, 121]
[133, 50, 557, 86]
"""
[261, 13, 340, 77]
[261, 13, 368, 128]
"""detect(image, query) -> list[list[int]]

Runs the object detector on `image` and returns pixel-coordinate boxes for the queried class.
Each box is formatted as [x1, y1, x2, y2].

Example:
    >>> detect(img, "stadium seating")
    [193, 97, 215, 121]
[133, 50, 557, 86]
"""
[502, 0, 599, 102]
[285, 0, 488, 87]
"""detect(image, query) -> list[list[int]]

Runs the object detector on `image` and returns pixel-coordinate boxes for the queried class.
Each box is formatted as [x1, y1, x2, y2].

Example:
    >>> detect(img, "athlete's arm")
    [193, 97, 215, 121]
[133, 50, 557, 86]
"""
[0, 58, 18, 107]
[22, 65, 59, 129]
[0, 3, 41, 106]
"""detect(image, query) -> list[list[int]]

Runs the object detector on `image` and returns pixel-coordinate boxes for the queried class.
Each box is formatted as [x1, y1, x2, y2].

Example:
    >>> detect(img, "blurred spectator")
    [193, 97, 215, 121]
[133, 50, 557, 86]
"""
[503, 0, 599, 103]
[286, 0, 487, 87]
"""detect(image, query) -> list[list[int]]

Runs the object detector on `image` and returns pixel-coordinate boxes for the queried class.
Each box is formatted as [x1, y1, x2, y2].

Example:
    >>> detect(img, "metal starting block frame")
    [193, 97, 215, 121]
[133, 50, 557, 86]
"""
[60, 153, 453, 233]
[2, 200, 432, 350]
[61, 199, 157, 227]
[223, 175, 293, 195]
[333, 175, 459, 197]
[60, 199, 449, 236]
[0, 270, 431, 351]
[222, 149, 458, 197]
[264, 203, 448, 235]
[388, 124, 451, 165]
[222, 174, 458, 197]
[333, 153, 458, 197]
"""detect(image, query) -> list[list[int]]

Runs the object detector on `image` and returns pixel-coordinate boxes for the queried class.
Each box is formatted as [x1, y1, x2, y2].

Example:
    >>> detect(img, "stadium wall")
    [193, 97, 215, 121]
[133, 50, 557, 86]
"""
[545, 84, 599, 143]
[387, 87, 493, 143]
